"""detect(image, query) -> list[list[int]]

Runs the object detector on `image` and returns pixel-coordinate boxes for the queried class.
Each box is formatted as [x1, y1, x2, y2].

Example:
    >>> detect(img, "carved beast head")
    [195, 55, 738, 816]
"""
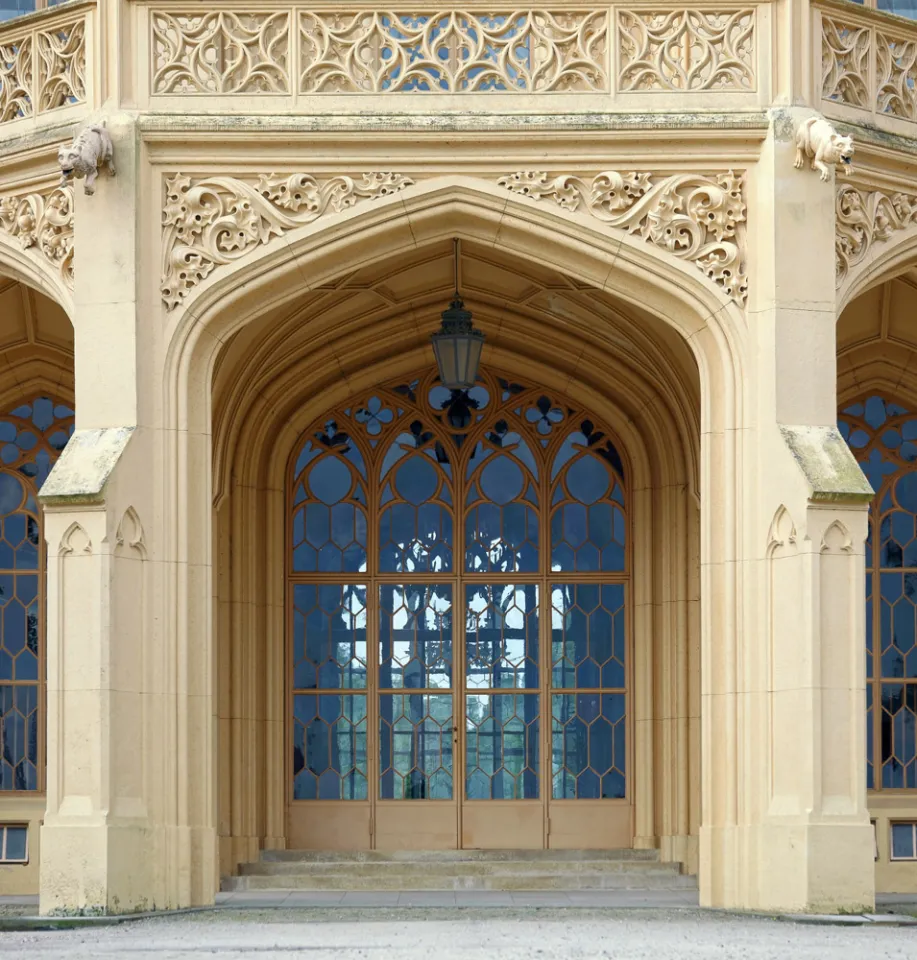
[57, 145, 83, 178]
[828, 134, 855, 167]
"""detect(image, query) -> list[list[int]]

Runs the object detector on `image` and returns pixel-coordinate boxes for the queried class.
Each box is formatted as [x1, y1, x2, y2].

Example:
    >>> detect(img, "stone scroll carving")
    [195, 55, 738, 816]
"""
[299, 10, 608, 92]
[0, 14, 86, 123]
[617, 8, 755, 92]
[0, 185, 74, 291]
[152, 10, 291, 94]
[835, 185, 917, 287]
[161, 172, 415, 309]
[496, 170, 747, 305]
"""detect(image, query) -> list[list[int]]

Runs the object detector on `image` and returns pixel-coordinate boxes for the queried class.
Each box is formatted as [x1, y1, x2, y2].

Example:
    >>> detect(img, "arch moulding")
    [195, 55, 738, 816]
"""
[152, 176, 748, 907]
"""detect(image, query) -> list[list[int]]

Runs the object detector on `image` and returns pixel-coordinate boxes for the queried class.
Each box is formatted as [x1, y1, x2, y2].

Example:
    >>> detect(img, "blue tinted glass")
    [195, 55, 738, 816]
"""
[566, 455, 611, 504]
[292, 693, 367, 800]
[877, 1, 917, 20]
[0, 684, 38, 791]
[552, 584, 625, 689]
[881, 684, 917, 789]
[308, 457, 351, 505]
[479, 455, 524, 504]
[465, 693, 539, 799]
[3, 825, 27, 861]
[0, 3, 38, 24]
[395, 455, 438, 504]
[379, 499, 452, 573]
[551, 693, 626, 799]
[379, 584, 452, 689]
[379, 693, 453, 799]
[465, 584, 538, 690]
[291, 584, 367, 690]
[891, 823, 916, 859]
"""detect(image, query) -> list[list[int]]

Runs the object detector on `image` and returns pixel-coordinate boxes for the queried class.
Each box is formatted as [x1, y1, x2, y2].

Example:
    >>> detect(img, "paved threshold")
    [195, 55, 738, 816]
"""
[2, 890, 917, 929]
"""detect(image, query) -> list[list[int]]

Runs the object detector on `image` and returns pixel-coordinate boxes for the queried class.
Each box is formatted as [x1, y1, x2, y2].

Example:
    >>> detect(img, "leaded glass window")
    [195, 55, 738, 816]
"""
[287, 368, 630, 806]
[0, 396, 73, 793]
[840, 395, 917, 790]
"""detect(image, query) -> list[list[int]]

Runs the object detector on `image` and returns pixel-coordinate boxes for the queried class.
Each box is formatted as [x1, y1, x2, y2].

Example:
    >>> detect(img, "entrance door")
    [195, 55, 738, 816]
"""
[287, 368, 630, 850]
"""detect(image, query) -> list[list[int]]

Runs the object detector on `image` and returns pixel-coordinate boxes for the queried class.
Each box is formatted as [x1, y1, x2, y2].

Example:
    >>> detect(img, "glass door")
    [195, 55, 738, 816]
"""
[287, 368, 631, 851]
[462, 583, 543, 847]
[375, 582, 458, 848]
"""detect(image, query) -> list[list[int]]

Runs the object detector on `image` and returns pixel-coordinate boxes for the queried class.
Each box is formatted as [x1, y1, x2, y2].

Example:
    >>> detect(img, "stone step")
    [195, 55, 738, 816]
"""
[259, 848, 660, 864]
[224, 868, 696, 892]
[241, 859, 679, 878]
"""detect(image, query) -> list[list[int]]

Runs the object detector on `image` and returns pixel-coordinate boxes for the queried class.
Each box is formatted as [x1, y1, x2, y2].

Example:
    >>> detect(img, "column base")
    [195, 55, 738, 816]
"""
[40, 819, 158, 916]
[701, 821, 875, 913]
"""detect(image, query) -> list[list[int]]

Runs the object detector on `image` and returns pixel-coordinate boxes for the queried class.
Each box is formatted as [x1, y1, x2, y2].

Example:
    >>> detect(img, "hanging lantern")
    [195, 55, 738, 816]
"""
[431, 239, 485, 390]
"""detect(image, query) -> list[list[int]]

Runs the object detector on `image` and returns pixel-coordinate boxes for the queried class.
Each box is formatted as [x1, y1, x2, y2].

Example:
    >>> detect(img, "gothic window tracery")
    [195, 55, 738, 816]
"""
[288, 367, 629, 805]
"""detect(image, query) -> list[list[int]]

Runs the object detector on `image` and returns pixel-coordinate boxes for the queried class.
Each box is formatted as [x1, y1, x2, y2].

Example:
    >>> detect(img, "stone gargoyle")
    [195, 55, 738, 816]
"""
[794, 117, 854, 182]
[57, 123, 115, 196]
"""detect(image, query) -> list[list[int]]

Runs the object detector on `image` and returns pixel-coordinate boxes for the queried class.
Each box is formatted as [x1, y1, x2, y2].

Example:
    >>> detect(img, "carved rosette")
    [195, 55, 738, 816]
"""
[161, 172, 416, 309]
[0, 185, 74, 290]
[836, 184, 917, 286]
[497, 170, 747, 305]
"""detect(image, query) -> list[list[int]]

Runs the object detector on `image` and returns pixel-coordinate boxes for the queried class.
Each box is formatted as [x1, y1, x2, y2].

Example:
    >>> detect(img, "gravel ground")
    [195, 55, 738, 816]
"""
[1, 908, 916, 959]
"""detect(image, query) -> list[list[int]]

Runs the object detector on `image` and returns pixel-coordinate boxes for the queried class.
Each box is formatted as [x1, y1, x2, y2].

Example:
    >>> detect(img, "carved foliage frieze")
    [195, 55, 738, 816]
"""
[617, 8, 755, 92]
[0, 185, 74, 291]
[160, 172, 415, 309]
[299, 10, 608, 92]
[497, 170, 747, 304]
[152, 10, 291, 93]
[0, 15, 86, 123]
[836, 185, 917, 286]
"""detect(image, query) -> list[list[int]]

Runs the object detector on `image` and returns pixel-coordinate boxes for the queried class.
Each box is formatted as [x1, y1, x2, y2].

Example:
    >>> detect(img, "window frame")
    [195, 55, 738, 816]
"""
[889, 821, 917, 861]
[0, 824, 29, 864]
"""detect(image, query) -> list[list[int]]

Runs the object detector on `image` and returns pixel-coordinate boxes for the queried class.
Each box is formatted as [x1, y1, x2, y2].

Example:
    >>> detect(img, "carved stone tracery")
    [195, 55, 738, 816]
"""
[299, 9, 608, 93]
[497, 169, 747, 304]
[0, 16, 86, 125]
[0, 185, 74, 291]
[152, 10, 291, 94]
[617, 8, 755, 92]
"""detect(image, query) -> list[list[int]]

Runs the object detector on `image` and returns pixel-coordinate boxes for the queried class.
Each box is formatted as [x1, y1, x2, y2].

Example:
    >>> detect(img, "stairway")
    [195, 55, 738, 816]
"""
[224, 849, 695, 892]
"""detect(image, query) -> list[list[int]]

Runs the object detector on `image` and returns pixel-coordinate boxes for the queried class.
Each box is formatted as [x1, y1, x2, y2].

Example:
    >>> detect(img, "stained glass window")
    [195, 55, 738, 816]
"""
[287, 369, 629, 806]
[0, 396, 73, 793]
[840, 395, 917, 790]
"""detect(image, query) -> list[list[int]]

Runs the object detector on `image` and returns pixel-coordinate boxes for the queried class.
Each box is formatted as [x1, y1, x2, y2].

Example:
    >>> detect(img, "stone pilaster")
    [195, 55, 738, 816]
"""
[699, 107, 875, 912]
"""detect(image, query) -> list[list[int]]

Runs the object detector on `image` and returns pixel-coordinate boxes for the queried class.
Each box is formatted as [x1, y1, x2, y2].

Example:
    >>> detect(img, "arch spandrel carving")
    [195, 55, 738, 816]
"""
[160, 171, 747, 314]
[0, 185, 74, 310]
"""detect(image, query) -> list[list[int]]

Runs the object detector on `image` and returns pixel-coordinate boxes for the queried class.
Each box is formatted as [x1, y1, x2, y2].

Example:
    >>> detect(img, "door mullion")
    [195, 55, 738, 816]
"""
[368, 577, 379, 848]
